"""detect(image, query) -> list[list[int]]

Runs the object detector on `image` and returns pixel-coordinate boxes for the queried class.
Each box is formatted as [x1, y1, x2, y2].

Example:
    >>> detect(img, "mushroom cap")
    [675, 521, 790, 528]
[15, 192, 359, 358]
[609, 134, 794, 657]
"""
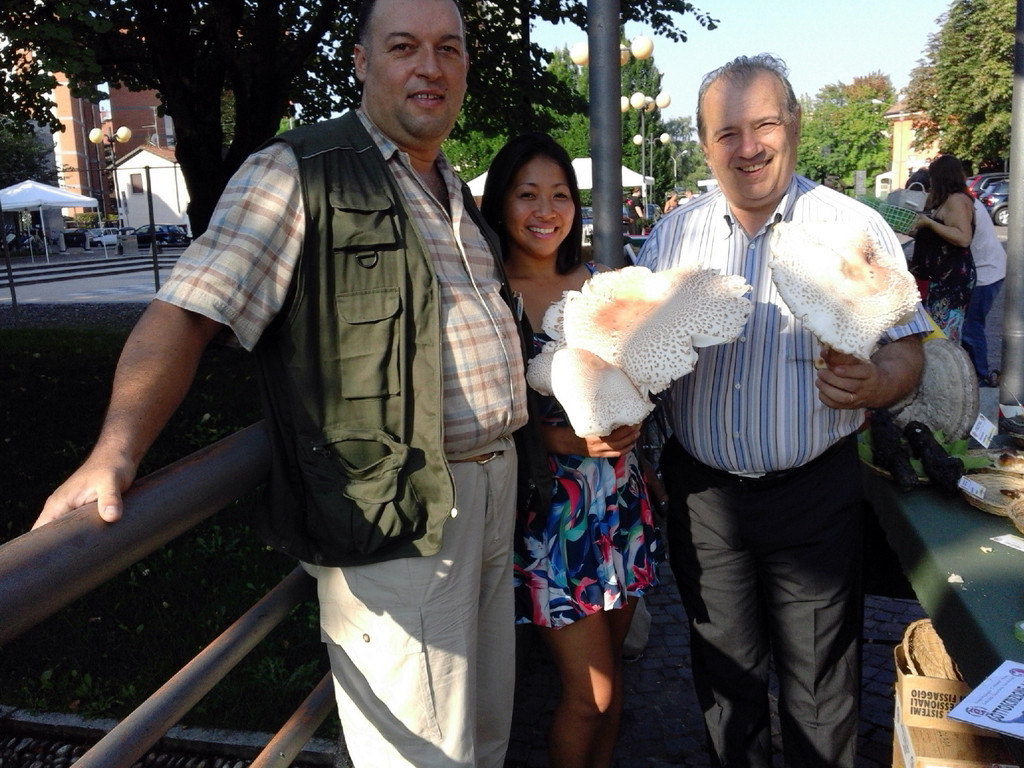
[889, 337, 979, 441]
[560, 265, 751, 396]
[525, 338, 562, 396]
[768, 221, 920, 360]
[540, 295, 567, 340]
[550, 347, 655, 437]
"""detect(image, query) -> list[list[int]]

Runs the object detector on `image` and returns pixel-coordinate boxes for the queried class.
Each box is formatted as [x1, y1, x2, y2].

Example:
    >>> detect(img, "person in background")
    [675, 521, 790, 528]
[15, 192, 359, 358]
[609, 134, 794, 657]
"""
[664, 190, 679, 212]
[906, 166, 931, 190]
[635, 53, 930, 768]
[625, 187, 645, 234]
[31, 0, 549, 765]
[481, 133, 662, 768]
[910, 154, 976, 344]
[963, 193, 1005, 387]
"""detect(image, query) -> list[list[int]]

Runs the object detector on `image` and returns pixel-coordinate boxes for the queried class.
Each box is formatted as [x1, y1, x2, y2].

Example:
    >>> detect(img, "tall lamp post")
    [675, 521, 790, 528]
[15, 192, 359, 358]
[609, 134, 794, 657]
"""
[568, 32, 669, 263]
[624, 92, 671, 211]
[88, 125, 132, 230]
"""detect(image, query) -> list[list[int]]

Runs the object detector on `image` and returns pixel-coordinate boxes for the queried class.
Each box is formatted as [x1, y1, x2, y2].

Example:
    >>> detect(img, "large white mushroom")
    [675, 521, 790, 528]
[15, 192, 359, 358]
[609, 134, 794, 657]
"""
[767, 221, 920, 360]
[525, 265, 751, 436]
[540, 296, 567, 341]
[560, 265, 752, 396]
[525, 338, 561, 397]
[550, 347, 655, 437]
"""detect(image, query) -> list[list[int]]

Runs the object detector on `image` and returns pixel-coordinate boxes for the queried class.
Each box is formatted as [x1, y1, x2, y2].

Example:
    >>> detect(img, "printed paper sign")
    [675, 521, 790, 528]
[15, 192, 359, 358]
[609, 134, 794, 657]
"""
[991, 534, 1024, 553]
[948, 660, 1024, 738]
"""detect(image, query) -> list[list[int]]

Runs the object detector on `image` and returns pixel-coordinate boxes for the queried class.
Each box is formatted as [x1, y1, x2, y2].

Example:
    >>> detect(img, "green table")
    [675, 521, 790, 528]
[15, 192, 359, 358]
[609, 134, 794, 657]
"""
[864, 465, 1024, 763]
[864, 466, 1024, 686]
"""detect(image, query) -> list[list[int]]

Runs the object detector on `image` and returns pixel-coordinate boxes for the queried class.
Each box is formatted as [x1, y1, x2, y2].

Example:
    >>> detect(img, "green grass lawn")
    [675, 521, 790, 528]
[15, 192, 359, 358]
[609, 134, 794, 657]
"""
[0, 322, 332, 734]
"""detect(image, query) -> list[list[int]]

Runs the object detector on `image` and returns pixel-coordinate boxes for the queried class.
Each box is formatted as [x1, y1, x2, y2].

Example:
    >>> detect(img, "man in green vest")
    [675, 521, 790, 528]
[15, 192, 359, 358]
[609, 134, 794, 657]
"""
[34, 0, 546, 765]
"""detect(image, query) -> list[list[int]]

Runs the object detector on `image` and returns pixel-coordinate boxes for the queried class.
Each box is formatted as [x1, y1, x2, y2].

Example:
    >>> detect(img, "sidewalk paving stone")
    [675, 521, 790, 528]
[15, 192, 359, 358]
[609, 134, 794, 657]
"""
[505, 561, 926, 767]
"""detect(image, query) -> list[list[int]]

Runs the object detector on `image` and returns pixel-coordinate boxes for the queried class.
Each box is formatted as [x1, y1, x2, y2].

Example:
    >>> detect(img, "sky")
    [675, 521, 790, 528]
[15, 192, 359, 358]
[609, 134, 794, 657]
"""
[532, 0, 953, 124]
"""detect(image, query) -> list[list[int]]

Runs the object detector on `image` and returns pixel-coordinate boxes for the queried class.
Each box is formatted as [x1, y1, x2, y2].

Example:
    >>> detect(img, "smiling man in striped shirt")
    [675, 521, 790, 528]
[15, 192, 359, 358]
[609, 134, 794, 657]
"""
[636, 54, 930, 768]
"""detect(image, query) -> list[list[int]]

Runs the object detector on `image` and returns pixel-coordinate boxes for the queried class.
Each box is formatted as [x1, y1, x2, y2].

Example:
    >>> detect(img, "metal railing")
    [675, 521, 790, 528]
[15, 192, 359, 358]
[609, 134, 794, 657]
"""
[0, 422, 335, 766]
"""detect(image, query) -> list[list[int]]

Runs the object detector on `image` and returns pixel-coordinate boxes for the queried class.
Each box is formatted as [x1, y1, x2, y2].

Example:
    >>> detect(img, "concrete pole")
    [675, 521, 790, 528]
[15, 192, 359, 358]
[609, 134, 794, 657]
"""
[998, 1, 1024, 422]
[588, 0, 625, 268]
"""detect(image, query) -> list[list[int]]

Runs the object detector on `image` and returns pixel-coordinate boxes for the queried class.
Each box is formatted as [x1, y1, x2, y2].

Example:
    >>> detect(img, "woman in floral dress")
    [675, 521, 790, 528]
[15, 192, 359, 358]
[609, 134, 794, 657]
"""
[911, 154, 976, 342]
[481, 133, 662, 768]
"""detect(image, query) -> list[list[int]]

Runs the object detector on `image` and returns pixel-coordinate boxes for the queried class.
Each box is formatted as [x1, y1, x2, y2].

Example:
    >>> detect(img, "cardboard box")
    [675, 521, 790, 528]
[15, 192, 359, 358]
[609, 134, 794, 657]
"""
[893, 643, 1019, 767]
[894, 696, 1018, 767]
[895, 643, 979, 735]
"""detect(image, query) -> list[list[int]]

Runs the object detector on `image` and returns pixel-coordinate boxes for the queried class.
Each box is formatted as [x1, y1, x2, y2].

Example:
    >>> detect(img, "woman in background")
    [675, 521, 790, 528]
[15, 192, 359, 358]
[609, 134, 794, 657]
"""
[481, 133, 661, 768]
[911, 154, 976, 342]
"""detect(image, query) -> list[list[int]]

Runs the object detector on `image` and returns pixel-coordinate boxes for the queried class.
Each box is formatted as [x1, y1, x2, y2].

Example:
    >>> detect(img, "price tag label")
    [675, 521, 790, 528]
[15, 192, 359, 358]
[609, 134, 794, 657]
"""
[958, 475, 986, 499]
[971, 413, 997, 447]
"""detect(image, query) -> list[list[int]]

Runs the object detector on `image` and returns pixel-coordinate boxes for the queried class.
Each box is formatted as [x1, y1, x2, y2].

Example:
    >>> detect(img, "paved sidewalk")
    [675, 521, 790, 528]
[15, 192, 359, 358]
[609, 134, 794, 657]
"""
[505, 562, 926, 768]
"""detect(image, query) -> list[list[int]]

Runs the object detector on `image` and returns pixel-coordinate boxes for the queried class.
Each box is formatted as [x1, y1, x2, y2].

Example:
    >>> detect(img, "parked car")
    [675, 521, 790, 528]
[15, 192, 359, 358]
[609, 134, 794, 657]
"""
[87, 227, 120, 247]
[967, 172, 1008, 198]
[133, 224, 191, 248]
[62, 228, 89, 248]
[980, 180, 1010, 226]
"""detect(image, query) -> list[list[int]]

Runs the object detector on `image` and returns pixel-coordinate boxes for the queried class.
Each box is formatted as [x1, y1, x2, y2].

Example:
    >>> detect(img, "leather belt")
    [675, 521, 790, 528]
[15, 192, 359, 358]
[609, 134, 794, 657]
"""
[685, 435, 854, 489]
[450, 450, 504, 464]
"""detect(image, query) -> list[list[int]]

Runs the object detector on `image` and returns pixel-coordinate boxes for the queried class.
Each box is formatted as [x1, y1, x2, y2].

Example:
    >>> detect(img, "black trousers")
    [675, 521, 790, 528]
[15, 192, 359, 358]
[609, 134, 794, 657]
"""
[661, 437, 863, 768]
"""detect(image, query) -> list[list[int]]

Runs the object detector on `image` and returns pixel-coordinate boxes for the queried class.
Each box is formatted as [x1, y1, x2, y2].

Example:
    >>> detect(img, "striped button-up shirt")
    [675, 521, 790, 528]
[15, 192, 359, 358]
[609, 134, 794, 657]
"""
[157, 110, 527, 456]
[635, 175, 931, 475]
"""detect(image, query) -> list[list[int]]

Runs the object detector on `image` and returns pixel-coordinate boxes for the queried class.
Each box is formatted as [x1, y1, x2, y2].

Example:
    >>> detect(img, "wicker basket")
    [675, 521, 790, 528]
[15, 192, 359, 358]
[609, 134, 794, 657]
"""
[964, 447, 1024, 477]
[902, 618, 962, 681]
[961, 473, 1024, 516]
[1005, 499, 1024, 536]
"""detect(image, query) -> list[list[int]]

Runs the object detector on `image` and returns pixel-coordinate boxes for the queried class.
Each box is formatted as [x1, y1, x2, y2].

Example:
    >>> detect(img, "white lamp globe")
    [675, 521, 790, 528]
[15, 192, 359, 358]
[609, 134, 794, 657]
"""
[655, 92, 672, 109]
[569, 42, 589, 66]
[630, 35, 654, 60]
[629, 91, 647, 110]
[620, 96, 631, 113]
[632, 134, 644, 146]
[114, 126, 132, 143]
[660, 132, 671, 144]
[619, 46, 631, 66]
[88, 128, 103, 144]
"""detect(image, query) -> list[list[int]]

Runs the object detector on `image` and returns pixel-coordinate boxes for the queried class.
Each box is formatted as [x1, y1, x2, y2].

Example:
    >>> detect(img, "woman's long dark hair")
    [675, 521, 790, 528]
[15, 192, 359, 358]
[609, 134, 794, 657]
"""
[926, 154, 969, 211]
[479, 132, 584, 275]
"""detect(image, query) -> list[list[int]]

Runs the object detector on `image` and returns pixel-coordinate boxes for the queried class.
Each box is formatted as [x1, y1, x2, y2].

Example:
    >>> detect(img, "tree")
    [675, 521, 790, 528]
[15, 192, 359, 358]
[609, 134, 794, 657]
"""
[444, 23, 713, 203]
[904, 0, 1014, 168]
[1, 1, 347, 237]
[538, 46, 591, 162]
[660, 116, 706, 193]
[795, 74, 895, 192]
[1, 1, 717, 237]
[0, 120, 59, 190]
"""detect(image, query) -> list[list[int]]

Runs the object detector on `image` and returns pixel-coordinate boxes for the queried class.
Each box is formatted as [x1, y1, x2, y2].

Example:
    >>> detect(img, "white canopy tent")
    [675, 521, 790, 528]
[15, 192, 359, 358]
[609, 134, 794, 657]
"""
[0, 179, 99, 263]
[569, 157, 652, 191]
[466, 157, 653, 198]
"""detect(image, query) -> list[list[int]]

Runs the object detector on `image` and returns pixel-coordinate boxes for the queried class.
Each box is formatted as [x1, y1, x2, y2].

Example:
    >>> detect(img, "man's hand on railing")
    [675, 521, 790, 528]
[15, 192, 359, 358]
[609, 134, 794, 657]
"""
[34, 443, 139, 529]
[31, 301, 225, 532]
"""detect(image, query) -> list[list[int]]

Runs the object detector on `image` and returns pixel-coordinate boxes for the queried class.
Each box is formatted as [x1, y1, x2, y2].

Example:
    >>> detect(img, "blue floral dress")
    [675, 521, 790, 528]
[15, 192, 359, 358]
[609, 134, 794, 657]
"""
[514, 267, 663, 628]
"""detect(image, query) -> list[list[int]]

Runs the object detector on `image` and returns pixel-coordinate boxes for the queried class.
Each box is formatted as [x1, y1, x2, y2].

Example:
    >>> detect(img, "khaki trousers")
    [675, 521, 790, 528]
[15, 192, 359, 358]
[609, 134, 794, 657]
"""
[308, 446, 517, 767]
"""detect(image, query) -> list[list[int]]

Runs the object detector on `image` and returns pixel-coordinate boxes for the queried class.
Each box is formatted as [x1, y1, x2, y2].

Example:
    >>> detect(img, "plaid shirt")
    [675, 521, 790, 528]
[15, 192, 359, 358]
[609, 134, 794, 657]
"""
[157, 110, 527, 455]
